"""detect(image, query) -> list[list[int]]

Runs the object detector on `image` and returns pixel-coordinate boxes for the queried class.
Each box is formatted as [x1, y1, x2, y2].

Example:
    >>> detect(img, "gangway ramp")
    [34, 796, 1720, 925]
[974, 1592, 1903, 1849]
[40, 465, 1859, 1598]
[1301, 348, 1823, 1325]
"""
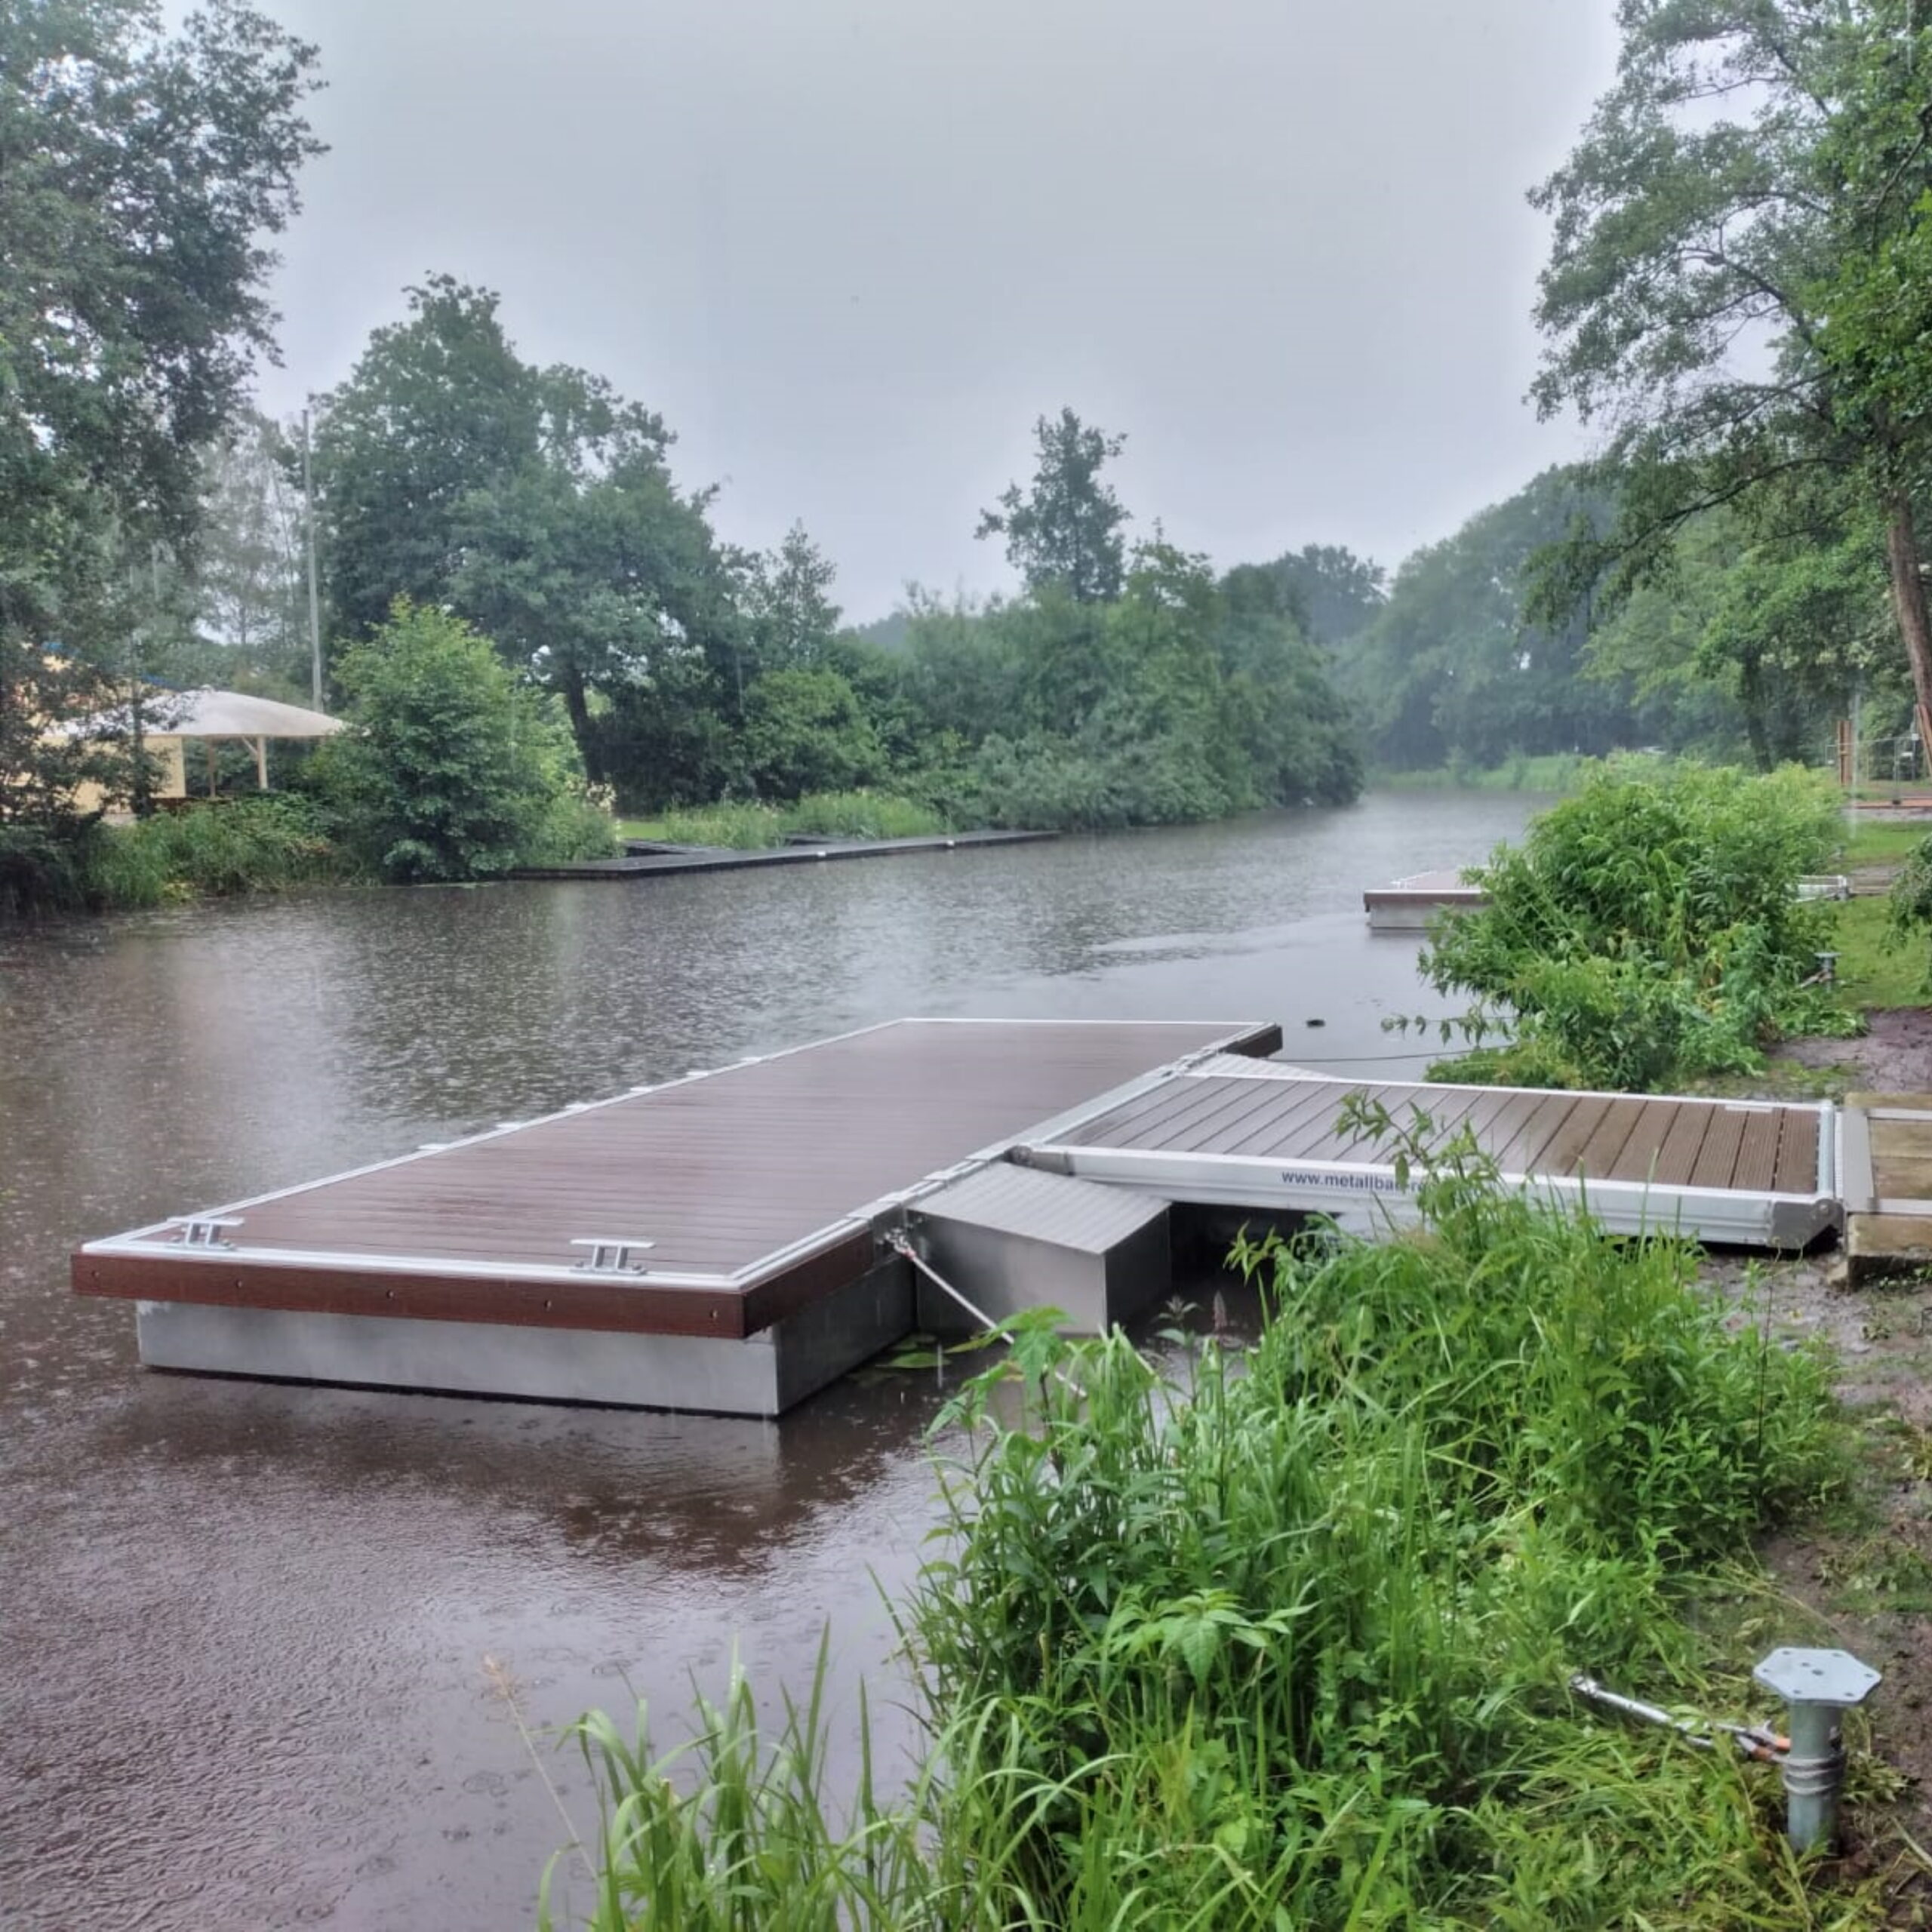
[1016, 1057, 1838, 1249]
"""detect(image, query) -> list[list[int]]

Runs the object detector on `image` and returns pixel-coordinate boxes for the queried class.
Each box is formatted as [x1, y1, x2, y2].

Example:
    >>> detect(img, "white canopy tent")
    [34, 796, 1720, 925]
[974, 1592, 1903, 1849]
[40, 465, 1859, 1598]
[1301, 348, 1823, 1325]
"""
[79, 688, 344, 798]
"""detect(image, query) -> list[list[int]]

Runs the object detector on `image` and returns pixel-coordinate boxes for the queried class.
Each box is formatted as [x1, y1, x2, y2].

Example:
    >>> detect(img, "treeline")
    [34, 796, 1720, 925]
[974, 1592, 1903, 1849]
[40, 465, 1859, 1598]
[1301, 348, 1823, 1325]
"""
[225, 288, 1364, 828]
[2, 4, 1365, 920]
[1321, 468, 1906, 780]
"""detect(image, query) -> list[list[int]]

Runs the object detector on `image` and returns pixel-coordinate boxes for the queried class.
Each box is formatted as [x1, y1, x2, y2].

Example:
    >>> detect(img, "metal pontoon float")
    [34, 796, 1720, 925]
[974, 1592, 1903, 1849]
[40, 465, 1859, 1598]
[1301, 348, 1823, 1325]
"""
[1364, 868, 1487, 930]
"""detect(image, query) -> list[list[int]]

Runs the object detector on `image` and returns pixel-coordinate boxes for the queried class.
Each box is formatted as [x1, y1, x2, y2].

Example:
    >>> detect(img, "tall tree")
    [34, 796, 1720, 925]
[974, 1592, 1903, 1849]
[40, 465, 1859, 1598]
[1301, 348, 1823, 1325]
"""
[313, 277, 543, 642]
[1529, 0, 1932, 718]
[451, 404, 733, 758]
[743, 523, 841, 674]
[1266, 544, 1386, 649]
[0, 0, 321, 871]
[192, 410, 306, 682]
[316, 282, 737, 774]
[976, 408, 1130, 604]
[1345, 471, 1633, 770]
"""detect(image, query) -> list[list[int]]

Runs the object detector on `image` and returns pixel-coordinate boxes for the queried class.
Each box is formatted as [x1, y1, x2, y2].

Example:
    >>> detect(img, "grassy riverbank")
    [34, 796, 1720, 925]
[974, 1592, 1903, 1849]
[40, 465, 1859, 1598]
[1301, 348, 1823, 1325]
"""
[617, 790, 948, 850]
[1372, 752, 1590, 795]
[2, 796, 357, 913]
[545, 1129, 1884, 1930]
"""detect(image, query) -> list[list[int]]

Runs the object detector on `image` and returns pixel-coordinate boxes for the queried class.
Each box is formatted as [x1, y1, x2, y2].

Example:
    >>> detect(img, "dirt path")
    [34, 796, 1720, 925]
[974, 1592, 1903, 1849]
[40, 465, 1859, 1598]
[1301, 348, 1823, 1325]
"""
[1780, 1006, 1932, 1095]
[1721, 1009, 1932, 1913]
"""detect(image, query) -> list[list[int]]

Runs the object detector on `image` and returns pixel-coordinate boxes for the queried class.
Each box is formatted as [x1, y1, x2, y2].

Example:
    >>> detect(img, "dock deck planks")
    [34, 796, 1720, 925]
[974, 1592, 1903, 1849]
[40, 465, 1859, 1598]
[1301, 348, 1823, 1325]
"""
[74, 1019, 1280, 1339]
[1023, 1072, 1834, 1248]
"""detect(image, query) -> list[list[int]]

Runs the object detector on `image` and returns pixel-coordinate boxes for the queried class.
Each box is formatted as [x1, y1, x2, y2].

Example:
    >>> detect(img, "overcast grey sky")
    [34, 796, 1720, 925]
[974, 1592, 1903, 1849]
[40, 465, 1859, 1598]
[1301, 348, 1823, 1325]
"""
[252, 0, 1620, 620]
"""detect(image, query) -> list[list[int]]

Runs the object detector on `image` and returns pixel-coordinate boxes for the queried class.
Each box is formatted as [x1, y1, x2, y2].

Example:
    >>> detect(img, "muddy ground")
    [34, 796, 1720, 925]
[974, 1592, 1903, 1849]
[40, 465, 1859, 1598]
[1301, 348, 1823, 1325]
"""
[1781, 1006, 1932, 1098]
[1713, 1011, 1932, 1918]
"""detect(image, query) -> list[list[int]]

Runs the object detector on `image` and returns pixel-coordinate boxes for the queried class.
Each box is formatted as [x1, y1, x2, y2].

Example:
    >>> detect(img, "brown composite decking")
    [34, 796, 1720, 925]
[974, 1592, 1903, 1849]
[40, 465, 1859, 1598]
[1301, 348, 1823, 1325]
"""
[1049, 1072, 1823, 1196]
[73, 1019, 1278, 1339]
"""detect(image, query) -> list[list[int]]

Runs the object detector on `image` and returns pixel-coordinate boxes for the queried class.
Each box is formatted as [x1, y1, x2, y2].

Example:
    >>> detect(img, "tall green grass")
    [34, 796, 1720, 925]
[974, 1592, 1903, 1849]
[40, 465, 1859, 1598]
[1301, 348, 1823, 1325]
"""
[1372, 752, 1589, 795]
[546, 1117, 1872, 1929]
[619, 791, 947, 850]
[81, 795, 351, 906]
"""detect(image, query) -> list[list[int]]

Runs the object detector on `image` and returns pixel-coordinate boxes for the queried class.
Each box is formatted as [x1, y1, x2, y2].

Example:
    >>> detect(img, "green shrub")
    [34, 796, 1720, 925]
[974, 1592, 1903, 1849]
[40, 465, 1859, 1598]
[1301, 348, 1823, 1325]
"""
[0, 820, 94, 918]
[963, 724, 1247, 831]
[740, 668, 888, 801]
[1885, 832, 1932, 989]
[1419, 760, 1859, 1088]
[309, 601, 614, 881]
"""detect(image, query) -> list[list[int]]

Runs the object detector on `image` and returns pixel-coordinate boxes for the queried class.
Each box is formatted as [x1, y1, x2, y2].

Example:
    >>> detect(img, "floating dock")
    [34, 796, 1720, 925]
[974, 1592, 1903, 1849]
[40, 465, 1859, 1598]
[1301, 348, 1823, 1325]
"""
[1839, 1092, 1932, 1281]
[1366, 869, 1851, 927]
[509, 829, 1056, 881]
[73, 1020, 1276, 1416]
[1017, 1054, 1839, 1250]
[1364, 868, 1486, 930]
[76, 1019, 1855, 1417]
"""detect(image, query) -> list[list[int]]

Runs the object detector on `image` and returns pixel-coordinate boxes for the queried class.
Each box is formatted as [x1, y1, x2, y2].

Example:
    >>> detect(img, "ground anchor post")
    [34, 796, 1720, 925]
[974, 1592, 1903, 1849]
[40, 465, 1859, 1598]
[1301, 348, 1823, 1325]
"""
[1751, 1646, 1881, 1854]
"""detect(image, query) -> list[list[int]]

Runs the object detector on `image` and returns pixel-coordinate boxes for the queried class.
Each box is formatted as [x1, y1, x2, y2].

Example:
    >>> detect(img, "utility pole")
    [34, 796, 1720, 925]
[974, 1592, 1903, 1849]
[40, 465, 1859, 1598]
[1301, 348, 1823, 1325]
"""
[303, 404, 322, 708]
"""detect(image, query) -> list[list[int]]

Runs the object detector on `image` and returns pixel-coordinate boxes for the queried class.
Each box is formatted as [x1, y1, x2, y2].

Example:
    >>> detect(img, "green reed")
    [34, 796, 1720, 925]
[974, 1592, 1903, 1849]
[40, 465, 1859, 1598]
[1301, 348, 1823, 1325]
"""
[82, 795, 349, 906]
[546, 1120, 1883, 1928]
[620, 791, 946, 851]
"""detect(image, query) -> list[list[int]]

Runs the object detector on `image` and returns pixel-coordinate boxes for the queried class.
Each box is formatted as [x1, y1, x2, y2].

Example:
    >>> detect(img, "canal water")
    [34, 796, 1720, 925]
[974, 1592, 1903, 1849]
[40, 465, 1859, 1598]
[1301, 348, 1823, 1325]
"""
[0, 792, 1542, 1930]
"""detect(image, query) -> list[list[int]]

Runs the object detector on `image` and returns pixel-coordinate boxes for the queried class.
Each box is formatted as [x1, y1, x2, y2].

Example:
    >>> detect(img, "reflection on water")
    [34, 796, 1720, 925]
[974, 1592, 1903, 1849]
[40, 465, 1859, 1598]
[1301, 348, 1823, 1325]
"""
[0, 792, 1540, 1930]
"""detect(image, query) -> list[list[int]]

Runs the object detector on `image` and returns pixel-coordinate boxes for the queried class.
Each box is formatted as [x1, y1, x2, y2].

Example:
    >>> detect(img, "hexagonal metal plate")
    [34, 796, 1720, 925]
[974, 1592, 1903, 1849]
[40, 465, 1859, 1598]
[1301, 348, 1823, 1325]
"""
[1752, 1647, 1882, 1706]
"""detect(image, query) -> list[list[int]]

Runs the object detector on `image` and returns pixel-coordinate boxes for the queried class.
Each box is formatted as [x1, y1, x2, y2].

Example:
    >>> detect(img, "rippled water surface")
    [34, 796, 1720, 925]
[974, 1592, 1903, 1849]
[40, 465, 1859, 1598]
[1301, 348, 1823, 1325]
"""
[0, 793, 1542, 1930]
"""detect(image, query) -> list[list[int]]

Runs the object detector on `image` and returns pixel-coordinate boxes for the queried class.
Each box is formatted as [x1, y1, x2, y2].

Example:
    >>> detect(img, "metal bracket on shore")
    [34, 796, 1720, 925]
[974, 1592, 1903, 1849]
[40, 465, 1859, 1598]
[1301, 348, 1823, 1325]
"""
[1572, 1647, 1882, 1854]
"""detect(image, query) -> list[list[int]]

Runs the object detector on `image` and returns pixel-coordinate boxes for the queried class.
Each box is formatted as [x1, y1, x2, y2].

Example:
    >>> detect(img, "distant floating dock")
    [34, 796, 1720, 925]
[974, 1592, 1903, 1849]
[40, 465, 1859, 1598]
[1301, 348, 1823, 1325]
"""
[1365, 867, 1851, 927]
[76, 1020, 1851, 1417]
[509, 829, 1057, 881]
[1364, 867, 1486, 930]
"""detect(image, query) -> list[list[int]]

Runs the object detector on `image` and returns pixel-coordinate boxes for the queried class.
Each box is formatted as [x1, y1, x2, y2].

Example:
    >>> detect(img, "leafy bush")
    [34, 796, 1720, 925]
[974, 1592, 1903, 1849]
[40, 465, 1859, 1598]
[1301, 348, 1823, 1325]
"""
[964, 724, 1247, 832]
[551, 1126, 1850, 1930]
[1419, 761, 1859, 1088]
[309, 602, 614, 881]
[0, 821, 94, 918]
[81, 795, 346, 906]
[1885, 833, 1932, 989]
[740, 668, 888, 801]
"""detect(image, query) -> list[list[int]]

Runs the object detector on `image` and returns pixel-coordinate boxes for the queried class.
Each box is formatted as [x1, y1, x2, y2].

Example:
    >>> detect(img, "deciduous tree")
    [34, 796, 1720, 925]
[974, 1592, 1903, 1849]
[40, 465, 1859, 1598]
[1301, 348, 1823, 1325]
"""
[0, 0, 321, 892]
[1530, 1, 1932, 717]
[976, 408, 1130, 605]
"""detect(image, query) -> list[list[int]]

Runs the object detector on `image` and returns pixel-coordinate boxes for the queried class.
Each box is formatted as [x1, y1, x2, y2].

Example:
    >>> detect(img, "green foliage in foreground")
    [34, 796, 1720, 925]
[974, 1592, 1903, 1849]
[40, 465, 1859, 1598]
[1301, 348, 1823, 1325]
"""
[620, 792, 947, 851]
[546, 1126, 1857, 1930]
[1420, 762, 1861, 1091]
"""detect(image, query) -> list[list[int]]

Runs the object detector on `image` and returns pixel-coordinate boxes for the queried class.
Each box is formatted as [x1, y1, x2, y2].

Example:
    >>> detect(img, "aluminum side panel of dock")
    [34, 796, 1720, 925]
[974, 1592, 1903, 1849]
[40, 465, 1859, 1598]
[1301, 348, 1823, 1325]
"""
[1364, 868, 1487, 931]
[1018, 1066, 1838, 1249]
